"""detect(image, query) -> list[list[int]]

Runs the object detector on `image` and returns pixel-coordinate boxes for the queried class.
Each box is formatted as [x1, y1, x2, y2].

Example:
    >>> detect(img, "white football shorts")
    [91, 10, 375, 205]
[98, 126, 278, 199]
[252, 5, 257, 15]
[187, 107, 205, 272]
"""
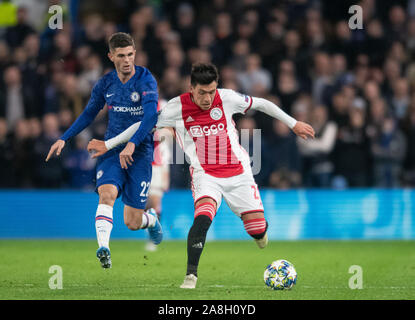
[190, 167, 264, 217]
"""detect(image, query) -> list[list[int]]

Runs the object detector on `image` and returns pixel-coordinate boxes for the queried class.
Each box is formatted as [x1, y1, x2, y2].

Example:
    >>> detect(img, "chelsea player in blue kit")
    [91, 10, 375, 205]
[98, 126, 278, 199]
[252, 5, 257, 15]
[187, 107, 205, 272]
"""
[46, 32, 163, 268]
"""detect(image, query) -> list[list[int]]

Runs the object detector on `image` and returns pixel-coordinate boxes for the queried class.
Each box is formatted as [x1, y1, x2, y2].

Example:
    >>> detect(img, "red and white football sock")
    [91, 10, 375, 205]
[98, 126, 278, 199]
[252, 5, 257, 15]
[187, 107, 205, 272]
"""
[194, 202, 216, 221]
[243, 218, 267, 239]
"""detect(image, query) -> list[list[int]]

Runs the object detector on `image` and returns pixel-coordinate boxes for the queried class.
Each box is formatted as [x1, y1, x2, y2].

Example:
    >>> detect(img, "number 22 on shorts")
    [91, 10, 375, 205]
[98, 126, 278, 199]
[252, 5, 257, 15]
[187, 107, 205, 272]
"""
[140, 181, 150, 200]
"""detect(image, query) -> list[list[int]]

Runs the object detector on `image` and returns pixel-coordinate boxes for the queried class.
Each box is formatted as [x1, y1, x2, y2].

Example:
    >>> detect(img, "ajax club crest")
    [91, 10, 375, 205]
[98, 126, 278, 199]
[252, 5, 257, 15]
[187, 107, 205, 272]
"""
[210, 107, 223, 120]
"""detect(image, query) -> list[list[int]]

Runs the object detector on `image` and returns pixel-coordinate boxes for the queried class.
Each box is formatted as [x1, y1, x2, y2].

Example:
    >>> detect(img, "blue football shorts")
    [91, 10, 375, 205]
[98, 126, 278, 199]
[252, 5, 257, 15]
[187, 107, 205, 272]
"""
[95, 149, 152, 209]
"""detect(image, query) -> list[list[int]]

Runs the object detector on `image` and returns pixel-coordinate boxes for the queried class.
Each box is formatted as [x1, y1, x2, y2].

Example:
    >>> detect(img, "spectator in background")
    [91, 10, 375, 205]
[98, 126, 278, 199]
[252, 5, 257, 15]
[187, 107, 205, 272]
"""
[0, 41, 11, 74]
[213, 12, 233, 67]
[383, 58, 402, 99]
[386, 5, 407, 43]
[81, 14, 108, 67]
[43, 69, 64, 114]
[388, 41, 408, 67]
[229, 38, 250, 72]
[257, 16, 285, 72]
[363, 19, 389, 68]
[273, 59, 300, 114]
[390, 77, 410, 120]
[329, 86, 351, 127]
[311, 51, 333, 105]
[279, 29, 308, 78]
[160, 67, 183, 100]
[236, 53, 272, 97]
[366, 98, 388, 141]
[219, 64, 239, 90]
[330, 20, 355, 66]
[1, 65, 36, 129]
[0, 118, 14, 187]
[297, 105, 337, 188]
[175, 3, 198, 51]
[12, 118, 34, 188]
[406, 18, 415, 53]
[197, 25, 221, 67]
[164, 45, 186, 75]
[401, 100, 415, 186]
[77, 53, 102, 97]
[363, 80, 382, 104]
[4, 6, 35, 48]
[303, 9, 328, 52]
[52, 31, 78, 73]
[264, 119, 302, 189]
[332, 106, 371, 188]
[62, 132, 96, 190]
[33, 113, 64, 188]
[236, 9, 260, 50]
[59, 73, 85, 118]
[371, 115, 407, 187]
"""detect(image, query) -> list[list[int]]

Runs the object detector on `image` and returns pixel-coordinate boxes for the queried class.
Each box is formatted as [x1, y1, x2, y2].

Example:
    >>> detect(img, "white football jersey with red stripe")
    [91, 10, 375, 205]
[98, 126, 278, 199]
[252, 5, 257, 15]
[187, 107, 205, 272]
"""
[152, 99, 170, 166]
[156, 89, 253, 178]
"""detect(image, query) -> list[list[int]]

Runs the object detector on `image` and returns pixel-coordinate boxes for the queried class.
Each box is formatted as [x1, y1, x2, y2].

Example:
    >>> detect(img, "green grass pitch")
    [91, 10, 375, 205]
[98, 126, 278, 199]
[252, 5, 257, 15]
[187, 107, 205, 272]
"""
[0, 240, 414, 300]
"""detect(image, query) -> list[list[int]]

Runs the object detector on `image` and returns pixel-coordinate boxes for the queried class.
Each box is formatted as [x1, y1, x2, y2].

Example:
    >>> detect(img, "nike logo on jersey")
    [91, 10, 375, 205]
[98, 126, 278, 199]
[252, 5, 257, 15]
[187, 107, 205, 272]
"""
[106, 93, 114, 98]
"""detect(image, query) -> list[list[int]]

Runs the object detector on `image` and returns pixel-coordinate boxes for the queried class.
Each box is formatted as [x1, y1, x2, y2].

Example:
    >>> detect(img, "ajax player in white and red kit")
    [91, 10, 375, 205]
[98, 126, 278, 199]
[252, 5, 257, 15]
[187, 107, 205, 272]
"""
[87, 63, 315, 288]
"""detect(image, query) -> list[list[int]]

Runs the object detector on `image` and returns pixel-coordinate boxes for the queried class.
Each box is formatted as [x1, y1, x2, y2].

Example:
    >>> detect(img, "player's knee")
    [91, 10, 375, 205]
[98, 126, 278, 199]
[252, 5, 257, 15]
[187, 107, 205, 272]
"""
[243, 217, 268, 239]
[99, 189, 117, 206]
[194, 200, 216, 221]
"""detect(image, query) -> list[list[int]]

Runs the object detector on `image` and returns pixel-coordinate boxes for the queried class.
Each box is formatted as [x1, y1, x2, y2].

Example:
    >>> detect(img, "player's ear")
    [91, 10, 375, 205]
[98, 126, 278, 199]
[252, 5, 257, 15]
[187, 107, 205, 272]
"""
[107, 51, 114, 62]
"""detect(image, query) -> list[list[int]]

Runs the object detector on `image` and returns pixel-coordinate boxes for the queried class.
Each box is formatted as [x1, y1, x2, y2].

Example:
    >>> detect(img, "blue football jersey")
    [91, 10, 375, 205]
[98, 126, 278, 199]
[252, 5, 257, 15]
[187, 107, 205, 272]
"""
[61, 65, 159, 157]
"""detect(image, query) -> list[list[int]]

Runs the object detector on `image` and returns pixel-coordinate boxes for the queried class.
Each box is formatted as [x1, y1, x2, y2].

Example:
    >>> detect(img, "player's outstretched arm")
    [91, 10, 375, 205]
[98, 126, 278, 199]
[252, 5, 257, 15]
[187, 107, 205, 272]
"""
[47, 79, 106, 162]
[45, 139, 65, 162]
[250, 97, 315, 139]
[87, 122, 142, 159]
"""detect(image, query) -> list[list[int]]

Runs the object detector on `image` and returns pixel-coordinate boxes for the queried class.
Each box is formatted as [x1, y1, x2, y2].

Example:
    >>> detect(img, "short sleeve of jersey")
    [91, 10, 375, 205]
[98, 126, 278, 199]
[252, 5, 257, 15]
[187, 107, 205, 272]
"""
[219, 88, 253, 115]
[156, 97, 182, 128]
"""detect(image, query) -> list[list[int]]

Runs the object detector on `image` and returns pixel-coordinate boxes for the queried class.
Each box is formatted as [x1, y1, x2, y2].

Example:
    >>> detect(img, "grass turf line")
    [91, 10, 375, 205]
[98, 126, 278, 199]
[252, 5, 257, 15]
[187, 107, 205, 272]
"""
[0, 240, 414, 300]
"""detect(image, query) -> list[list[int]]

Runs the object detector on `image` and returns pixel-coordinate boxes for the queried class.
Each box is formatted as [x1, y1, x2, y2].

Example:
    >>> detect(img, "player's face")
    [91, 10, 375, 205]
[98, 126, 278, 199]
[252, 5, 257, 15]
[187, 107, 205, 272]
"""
[190, 81, 218, 110]
[108, 46, 136, 75]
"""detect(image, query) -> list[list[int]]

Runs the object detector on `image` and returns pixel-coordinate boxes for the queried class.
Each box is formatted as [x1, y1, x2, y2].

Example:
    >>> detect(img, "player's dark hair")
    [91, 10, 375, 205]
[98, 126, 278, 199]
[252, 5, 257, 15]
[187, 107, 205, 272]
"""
[190, 63, 219, 86]
[108, 32, 135, 51]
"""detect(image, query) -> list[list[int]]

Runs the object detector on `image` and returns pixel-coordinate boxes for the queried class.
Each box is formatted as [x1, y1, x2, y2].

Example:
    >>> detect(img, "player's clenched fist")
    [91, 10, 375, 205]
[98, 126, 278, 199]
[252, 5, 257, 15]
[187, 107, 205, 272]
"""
[120, 142, 135, 169]
[45, 139, 65, 162]
[87, 139, 108, 159]
[292, 121, 315, 140]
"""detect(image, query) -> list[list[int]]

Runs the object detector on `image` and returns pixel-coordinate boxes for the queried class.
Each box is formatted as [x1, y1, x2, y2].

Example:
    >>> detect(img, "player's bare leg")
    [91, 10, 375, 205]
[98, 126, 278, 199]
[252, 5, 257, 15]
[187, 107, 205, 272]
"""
[96, 184, 118, 268]
[241, 211, 268, 249]
[124, 204, 163, 245]
[180, 197, 217, 289]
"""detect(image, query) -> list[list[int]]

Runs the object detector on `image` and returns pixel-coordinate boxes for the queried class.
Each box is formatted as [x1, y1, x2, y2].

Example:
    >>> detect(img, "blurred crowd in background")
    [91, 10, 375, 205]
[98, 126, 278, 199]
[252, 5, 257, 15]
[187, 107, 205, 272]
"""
[0, 0, 414, 190]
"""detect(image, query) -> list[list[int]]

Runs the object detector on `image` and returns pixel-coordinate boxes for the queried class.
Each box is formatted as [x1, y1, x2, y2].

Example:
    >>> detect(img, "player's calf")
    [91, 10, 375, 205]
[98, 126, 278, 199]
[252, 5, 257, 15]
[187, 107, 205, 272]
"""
[185, 201, 215, 279]
[243, 217, 268, 249]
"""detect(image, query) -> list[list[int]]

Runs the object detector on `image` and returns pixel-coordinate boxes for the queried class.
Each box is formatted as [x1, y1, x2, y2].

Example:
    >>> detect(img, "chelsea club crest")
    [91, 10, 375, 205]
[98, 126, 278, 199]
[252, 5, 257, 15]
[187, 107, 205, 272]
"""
[131, 91, 140, 102]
